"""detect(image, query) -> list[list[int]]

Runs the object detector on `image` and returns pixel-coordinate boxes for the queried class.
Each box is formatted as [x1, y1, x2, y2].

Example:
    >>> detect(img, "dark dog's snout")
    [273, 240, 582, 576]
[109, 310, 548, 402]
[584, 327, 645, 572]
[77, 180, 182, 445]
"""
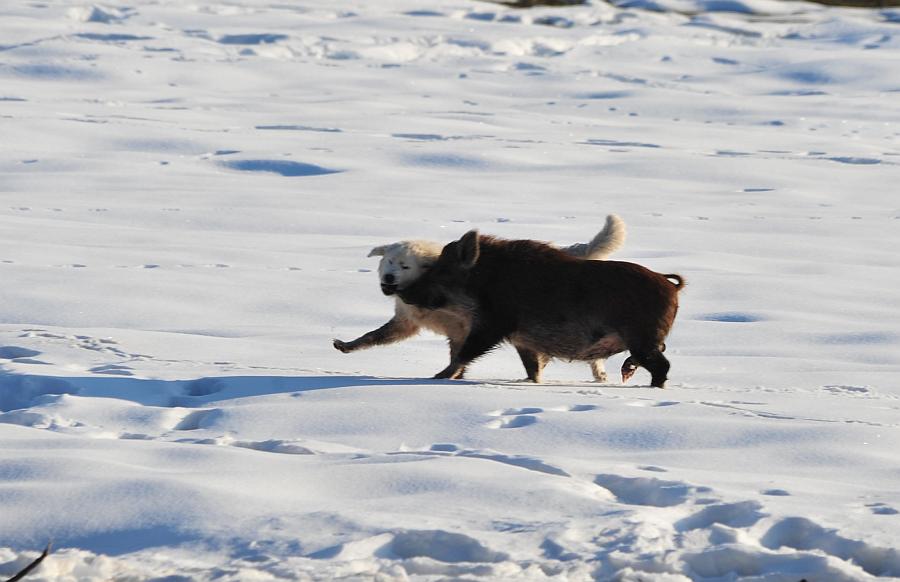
[383, 273, 396, 285]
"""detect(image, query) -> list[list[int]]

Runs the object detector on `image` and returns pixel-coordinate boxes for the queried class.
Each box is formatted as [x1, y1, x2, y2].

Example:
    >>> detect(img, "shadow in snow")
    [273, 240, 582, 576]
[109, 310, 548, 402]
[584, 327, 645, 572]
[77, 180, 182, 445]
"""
[220, 159, 341, 177]
[0, 370, 470, 411]
[696, 312, 763, 323]
[73, 33, 154, 42]
[218, 34, 288, 45]
[62, 525, 202, 556]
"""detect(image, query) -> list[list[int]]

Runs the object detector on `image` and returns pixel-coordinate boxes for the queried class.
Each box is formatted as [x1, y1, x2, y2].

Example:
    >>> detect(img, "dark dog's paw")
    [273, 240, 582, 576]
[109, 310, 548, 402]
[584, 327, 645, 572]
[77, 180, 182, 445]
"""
[433, 366, 463, 380]
[333, 339, 352, 353]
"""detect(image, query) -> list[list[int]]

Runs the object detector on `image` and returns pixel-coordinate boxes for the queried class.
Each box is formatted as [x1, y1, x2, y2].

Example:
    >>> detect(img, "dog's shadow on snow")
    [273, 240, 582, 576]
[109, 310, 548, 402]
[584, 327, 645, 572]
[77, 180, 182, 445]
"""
[0, 370, 472, 411]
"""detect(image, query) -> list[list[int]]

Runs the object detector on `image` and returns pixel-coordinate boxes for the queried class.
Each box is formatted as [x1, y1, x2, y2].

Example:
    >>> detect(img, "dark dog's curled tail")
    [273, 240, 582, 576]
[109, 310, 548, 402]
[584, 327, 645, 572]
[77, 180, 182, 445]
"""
[664, 274, 685, 290]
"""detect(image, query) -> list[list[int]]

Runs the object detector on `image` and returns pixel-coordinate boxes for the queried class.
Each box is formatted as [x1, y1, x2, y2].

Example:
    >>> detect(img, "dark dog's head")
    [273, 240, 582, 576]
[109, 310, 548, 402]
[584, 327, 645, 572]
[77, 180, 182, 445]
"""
[398, 230, 480, 309]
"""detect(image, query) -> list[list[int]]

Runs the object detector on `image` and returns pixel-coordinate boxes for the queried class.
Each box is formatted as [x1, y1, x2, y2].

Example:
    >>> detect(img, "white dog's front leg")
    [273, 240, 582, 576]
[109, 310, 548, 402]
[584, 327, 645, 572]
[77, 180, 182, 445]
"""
[334, 316, 418, 353]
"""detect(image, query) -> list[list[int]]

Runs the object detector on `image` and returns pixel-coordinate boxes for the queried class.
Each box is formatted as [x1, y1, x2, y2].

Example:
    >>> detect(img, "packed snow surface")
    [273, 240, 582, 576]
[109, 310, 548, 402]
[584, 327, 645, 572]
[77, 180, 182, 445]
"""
[1, 0, 899, 579]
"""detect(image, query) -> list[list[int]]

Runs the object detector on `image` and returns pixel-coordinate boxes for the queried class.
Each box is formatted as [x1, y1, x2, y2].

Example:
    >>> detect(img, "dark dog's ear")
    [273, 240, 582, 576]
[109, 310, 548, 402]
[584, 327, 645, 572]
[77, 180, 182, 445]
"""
[457, 230, 480, 269]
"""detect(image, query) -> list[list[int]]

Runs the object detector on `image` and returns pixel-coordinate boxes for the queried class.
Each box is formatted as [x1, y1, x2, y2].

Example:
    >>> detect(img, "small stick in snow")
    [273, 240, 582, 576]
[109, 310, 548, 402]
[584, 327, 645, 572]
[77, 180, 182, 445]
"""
[5, 542, 51, 582]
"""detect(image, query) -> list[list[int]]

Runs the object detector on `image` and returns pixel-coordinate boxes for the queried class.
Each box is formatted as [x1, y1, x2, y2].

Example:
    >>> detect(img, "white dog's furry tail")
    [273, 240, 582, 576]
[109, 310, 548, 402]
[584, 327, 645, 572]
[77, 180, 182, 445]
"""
[562, 214, 626, 260]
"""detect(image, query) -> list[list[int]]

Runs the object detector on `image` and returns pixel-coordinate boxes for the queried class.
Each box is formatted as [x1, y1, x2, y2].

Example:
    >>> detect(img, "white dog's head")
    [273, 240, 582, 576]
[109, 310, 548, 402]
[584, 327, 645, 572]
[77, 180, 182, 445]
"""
[368, 240, 444, 296]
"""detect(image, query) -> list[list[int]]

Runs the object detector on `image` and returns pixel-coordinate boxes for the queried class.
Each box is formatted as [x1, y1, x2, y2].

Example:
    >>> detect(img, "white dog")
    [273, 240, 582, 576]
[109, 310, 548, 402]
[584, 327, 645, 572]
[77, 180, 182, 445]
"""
[334, 214, 627, 381]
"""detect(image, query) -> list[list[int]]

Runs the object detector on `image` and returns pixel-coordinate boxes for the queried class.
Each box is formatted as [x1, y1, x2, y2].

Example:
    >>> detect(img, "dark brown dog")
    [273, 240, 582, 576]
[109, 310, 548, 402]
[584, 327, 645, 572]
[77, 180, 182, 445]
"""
[398, 231, 684, 387]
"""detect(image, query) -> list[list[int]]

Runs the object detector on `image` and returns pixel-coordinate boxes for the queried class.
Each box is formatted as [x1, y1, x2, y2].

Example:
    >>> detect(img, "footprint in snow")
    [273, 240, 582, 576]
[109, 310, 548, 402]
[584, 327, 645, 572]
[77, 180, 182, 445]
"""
[594, 473, 705, 507]
[760, 516, 898, 577]
[866, 503, 898, 515]
[173, 408, 223, 431]
[486, 415, 538, 429]
[183, 377, 225, 397]
[256, 125, 341, 133]
[233, 439, 316, 455]
[675, 500, 765, 531]
[489, 407, 543, 416]
[483, 402, 600, 428]
[220, 159, 341, 177]
[90, 364, 134, 376]
[696, 312, 763, 323]
[761, 488, 791, 496]
[217, 34, 288, 45]
[559, 404, 597, 412]
[625, 400, 679, 407]
[413, 445, 569, 477]
[828, 156, 881, 165]
[0, 346, 42, 360]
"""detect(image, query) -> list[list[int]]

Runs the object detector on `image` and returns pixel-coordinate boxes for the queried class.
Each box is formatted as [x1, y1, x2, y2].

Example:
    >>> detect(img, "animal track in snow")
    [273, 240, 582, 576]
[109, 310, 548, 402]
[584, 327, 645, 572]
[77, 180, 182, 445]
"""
[256, 124, 341, 133]
[485, 415, 538, 429]
[89, 364, 134, 376]
[217, 34, 289, 45]
[489, 407, 543, 416]
[675, 500, 765, 531]
[550, 404, 597, 412]
[0, 375, 79, 412]
[761, 516, 900, 577]
[73, 33, 153, 43]
[583, 138, 662, 149]
[828, 156, 882, 165]
[173, 408, 222, 431]
[761, 488, 791, 496]
[483, 401, 601, 428]
[624, 399, 679, 407]
[309, 529, 508, 565]
[219, 159, 341, 177]
[413, 444, 570, 477]
[233, 439, 316, 455]
[867, 503, 898, 516]
[822, 385, 875, 397]
[184, 378, 225, 397]
[696, 312, 764, 323]
[0, 346, 42, 360]
[0, 408, 85, 431]
[16, 331, 155, 366]
[594, 473, 703, 507]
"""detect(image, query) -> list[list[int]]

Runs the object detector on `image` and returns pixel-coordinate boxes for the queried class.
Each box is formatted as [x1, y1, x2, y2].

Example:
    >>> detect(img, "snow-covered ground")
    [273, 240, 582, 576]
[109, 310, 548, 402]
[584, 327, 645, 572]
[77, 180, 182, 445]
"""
[1, 0, 899, 579]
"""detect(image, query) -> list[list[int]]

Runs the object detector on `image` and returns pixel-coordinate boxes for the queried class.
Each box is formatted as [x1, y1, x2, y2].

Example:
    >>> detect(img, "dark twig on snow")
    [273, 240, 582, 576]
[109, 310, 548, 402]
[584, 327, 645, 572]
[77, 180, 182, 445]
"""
[5, 543, 52, 582]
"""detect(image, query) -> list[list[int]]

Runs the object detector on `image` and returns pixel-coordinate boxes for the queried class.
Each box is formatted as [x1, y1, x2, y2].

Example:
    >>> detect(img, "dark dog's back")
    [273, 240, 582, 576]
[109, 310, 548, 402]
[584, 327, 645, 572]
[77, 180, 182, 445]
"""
[468, 238, 679, 357]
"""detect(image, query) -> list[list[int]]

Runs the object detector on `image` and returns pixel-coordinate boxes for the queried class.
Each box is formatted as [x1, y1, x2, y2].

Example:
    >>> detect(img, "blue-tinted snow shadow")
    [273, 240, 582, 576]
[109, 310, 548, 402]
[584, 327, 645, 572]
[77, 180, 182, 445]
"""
[0, 371, 471, 411]
[217, 33, 288, 45]
[59, 525, 202, 556]
[219, 159, 342, 177]
[695, 312, 764, 323]
[73, 33, 154, 42]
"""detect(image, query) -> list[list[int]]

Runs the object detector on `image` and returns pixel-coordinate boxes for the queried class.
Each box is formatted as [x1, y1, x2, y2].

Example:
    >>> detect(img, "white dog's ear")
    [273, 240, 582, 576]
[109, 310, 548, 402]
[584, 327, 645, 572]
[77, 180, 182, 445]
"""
[368, 245, 390, 257]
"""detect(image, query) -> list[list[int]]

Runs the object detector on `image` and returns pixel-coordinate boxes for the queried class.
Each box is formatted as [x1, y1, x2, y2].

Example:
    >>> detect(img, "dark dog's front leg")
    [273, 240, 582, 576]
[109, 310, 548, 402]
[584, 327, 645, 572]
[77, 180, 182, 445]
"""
[515, 346, 548, 383]
[333, 316, 418, 353]
[433, 325, 503, 379]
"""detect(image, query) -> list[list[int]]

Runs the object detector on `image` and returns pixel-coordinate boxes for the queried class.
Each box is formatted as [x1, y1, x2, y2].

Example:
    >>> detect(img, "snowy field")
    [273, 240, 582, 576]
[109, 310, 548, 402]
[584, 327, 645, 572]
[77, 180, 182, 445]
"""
[1, 0, 900, 579]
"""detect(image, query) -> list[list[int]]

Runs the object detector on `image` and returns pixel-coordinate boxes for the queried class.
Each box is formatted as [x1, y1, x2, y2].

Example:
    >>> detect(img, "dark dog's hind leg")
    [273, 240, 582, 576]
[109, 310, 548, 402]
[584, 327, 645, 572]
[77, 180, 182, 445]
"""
[448, 337, 468, 379]
[515, 346, 548, 383]
[631, 347, 670, 388]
